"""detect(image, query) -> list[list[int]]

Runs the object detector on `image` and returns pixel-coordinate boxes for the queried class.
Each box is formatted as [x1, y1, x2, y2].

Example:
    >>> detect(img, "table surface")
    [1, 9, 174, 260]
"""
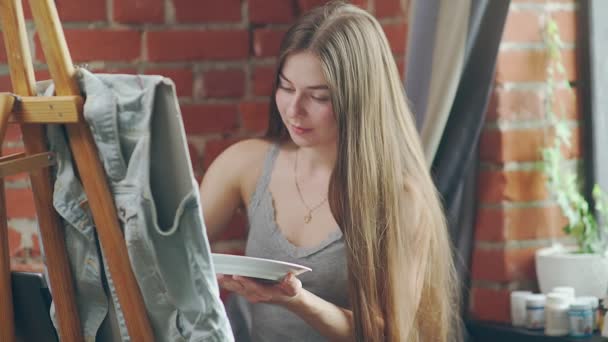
[466, 320, 608, 342]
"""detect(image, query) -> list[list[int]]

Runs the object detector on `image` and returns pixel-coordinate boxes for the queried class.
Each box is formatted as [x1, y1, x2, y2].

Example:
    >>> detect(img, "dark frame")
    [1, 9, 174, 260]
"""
[580, 0, 608, 201]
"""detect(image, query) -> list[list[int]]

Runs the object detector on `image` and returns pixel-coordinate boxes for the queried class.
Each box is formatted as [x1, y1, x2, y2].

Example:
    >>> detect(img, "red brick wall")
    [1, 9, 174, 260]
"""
[1, 1, 408, 267]
[470, 0, 580, 323]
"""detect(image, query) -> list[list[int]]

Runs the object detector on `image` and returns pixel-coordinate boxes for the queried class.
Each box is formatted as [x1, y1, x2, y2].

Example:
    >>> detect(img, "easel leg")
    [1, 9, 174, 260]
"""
[0, 94, 16, 342]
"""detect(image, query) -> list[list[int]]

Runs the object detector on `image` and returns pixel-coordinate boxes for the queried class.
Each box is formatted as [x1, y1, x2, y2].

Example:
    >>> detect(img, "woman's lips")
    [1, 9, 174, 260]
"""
[291, 124, 312, 134]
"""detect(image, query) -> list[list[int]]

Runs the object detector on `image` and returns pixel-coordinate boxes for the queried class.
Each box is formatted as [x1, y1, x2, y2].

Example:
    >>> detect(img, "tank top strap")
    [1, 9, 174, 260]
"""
[248, 143, 280, 210]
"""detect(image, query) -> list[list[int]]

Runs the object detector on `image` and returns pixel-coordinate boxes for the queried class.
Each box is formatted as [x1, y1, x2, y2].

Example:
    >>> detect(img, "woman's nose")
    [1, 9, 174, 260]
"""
[287, 94, 305, 117]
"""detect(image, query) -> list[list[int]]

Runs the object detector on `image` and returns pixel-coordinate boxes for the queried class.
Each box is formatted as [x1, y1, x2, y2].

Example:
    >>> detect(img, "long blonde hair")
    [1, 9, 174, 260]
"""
[266, 2, 461, 341]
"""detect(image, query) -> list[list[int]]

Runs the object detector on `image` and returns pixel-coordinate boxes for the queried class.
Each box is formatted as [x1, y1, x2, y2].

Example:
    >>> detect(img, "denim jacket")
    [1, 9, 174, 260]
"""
[43, 69, 233, 341]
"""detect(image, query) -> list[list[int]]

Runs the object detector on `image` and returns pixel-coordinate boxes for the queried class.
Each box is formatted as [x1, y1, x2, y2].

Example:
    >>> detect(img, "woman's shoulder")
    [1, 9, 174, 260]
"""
[211, 138, 280, 190]
[220, 138, 276, 165]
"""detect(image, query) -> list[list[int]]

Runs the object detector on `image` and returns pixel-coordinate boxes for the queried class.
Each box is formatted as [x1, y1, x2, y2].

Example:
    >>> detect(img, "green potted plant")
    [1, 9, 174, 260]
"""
[534, 16, 608, 298]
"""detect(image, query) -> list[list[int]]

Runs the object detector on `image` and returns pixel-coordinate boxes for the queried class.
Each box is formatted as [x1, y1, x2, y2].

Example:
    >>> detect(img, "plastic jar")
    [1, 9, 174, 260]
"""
[545, 293, 570, 336]
[569, 298, 594, 338]
[526, 294, 546, 330]
[511, 291, 532, 327]
[578, 296, 599, 331]
[552, 286, 575, 304]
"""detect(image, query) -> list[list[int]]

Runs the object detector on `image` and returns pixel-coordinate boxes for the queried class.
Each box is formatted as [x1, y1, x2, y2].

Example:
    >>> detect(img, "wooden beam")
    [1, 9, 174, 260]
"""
[30, 0, 155, 340]
[0, 152, 56, 178]
[0, 0, 84, 341]
[0, 83, 16, 342]
[9, 95, 83, 124]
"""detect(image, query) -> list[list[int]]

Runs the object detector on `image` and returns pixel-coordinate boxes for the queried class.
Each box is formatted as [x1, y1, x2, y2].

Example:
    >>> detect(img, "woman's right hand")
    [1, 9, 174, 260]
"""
[217, 272, 302, 305]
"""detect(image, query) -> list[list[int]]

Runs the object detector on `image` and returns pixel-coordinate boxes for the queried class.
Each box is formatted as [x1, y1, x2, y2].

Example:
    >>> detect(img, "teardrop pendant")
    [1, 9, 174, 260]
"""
[304, 212, 312, 224]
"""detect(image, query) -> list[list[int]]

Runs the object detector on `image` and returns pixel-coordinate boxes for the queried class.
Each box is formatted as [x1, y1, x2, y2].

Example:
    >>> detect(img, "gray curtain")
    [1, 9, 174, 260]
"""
[405, 0, 511, 323]
[585, 0, 608, 203]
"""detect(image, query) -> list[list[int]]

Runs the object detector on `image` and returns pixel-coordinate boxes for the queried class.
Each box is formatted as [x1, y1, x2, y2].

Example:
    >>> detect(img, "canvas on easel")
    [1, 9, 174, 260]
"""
[0, 0, 154, 340]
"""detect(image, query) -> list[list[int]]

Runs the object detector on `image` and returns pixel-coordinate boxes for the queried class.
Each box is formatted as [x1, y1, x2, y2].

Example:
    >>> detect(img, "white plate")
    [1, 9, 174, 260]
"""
[212, 253, 311, 282]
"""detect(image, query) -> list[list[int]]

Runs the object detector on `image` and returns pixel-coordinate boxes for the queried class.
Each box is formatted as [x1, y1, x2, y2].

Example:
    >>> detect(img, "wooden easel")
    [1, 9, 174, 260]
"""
[0, 0, 154, 341]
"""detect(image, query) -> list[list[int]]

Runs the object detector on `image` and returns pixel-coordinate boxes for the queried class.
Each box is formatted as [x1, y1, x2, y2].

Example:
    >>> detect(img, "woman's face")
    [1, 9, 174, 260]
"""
[275, 51, 338, 148]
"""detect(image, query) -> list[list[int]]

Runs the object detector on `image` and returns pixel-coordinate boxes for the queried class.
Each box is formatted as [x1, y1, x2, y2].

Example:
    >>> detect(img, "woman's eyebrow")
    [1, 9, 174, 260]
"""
[279, 73, 329, 90]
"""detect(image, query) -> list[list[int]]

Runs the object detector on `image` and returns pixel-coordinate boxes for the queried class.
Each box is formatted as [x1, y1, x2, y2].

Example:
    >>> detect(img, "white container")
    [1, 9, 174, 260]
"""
[536, 245, 608, 298]
[551, 286, 576, 304]
[511, 291, 532, 327]
[545, 293, 570, 336]
[578, 296, 599, 331]
[526, 294, 546, 330]
[569, 299, 594, 338]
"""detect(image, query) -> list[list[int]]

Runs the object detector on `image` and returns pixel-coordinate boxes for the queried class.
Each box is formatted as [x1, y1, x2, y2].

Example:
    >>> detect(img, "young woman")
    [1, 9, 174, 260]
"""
[200, 2, 461, 341]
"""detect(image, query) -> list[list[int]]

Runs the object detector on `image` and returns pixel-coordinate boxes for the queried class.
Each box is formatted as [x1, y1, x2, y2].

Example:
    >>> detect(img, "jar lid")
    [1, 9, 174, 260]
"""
[547, 293, 569, 306]
[577, 296, 599, 308]
[526, 294, 546, 306]
[570, 298, 592, 310]
[551, 286, 575, 298]
[511, 291, 532, 299]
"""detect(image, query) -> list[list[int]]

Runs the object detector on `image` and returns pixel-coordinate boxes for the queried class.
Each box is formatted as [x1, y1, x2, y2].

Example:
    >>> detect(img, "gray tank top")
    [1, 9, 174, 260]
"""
[231, 143, 349, 342]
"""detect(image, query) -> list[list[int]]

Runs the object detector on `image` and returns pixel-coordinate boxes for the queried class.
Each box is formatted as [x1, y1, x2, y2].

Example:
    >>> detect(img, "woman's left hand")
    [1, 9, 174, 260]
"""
[217, 272, 302, 305]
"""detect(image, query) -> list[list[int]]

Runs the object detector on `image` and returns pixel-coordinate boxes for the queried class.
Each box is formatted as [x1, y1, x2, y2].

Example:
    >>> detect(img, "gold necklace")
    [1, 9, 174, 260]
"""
[294, 149, 328, 224]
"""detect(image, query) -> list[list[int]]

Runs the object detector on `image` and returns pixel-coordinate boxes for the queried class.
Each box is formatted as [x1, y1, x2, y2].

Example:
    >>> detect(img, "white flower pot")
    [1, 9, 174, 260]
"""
[535, 245, 608, 298]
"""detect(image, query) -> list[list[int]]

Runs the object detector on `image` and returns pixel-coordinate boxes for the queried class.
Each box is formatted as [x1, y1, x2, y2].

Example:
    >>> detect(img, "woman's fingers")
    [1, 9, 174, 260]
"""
[218, 275, 244, 293]
[279, 272, 301, 296]
[218, 274, 301, 304]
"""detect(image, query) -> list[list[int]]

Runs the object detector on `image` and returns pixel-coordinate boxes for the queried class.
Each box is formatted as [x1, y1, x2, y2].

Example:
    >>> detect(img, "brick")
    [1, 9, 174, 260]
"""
[6, 188, 36, 219]
[503, 10, 576, 44]
[23, 0, 107, 22]
[36, 29, 141, 63]
[5, 125, 22, 142]
[0, 36, 6, 62]
[188, 143, 202, 182]
[382, 22, 407, 54]
[203, 138, 242, 170]
[375, 0, 403, 18]
[503, 10, 542, 43]
[0, 75, 10, 92]
[297, 0, 329, 12]
[174, 0, 241, 22]
[201, 69, 245, 98]
[144, 68, 194, 97]
[477, 170, 548, 203]
[10, 261, 44, 273]
[479, 127, 581, 162]
[352, 0, 369, 9]
[471, 247, 538, 282]
[5, 172, 29, 184]
[31, 234, 41, 257]
[239, 102, 270, 134]
[475, 206, 568, 242]
[296, 0, 369, 12]
[90, 67, 139, 75]
[249, 0, 295, 24]
[496, 49, 576, 83]
[2, 144, 25, 157]
[7, 227, 22, 257]
[252, 66, 275, 96]
[470, 287, 511, 323]
[147, 30, 249, 62]
[181, 104, 239, 135]
[486, 87, 579, 121]
[512, 0, 574, 3]
[114, 0, 164, 23]
[34, 70, 51, 81]
[253, 28, 287, 58]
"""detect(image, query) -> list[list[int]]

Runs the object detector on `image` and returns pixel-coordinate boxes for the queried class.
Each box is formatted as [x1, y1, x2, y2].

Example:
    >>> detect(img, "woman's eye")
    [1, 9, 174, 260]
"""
[311, 95, 330, 102]
[278, 85, 295, 92]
